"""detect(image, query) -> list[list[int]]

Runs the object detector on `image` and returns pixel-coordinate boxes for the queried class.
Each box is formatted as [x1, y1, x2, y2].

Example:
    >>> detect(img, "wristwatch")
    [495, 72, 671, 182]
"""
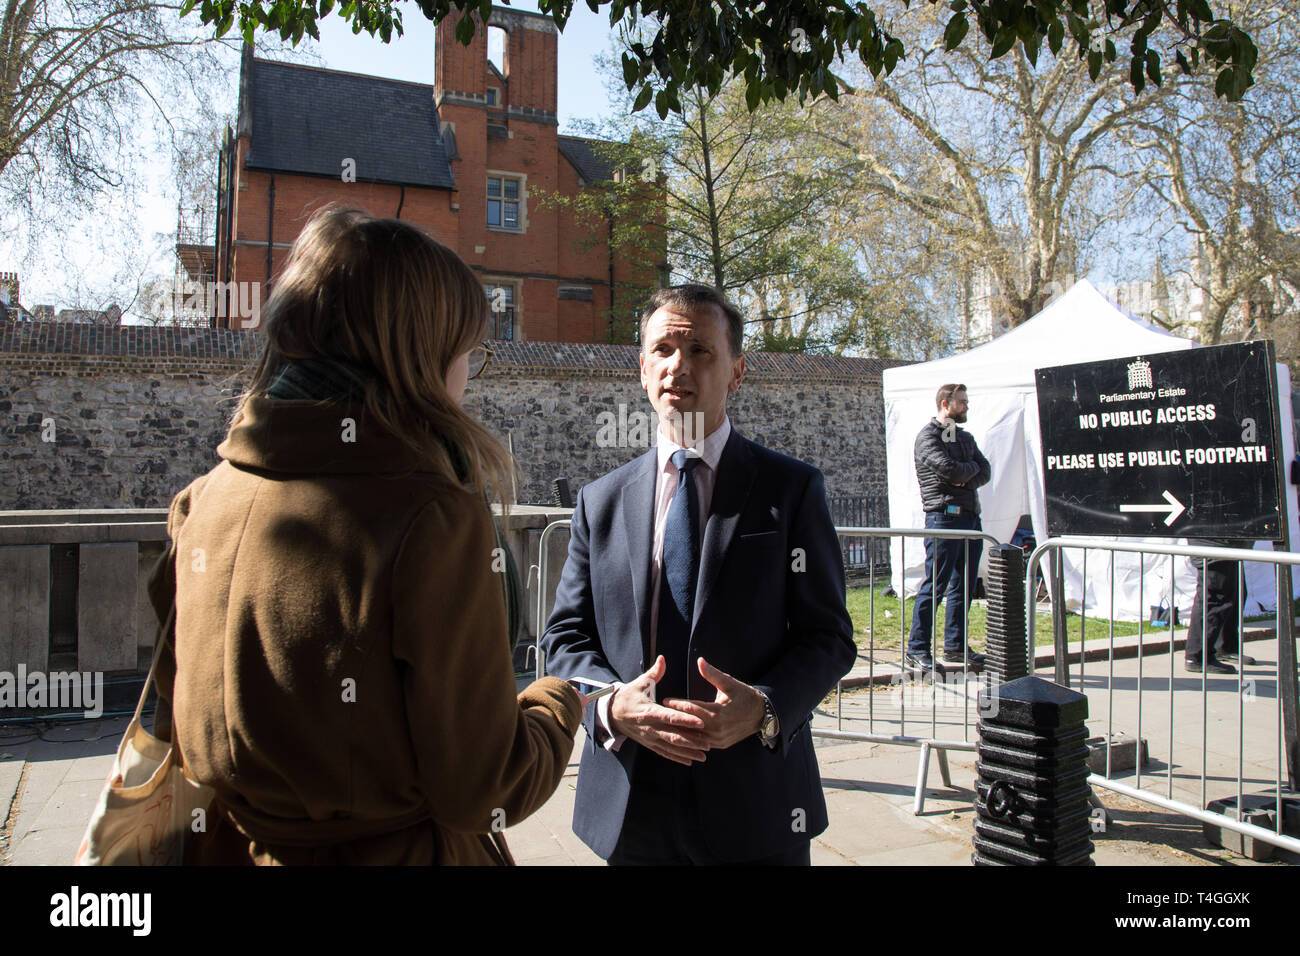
[758, 693, 780, 743]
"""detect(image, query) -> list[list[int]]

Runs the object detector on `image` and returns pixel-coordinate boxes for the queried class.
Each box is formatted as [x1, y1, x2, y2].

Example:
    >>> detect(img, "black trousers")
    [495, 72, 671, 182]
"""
[607, 755, 811, 866]
[1184, 559, 1248, 661]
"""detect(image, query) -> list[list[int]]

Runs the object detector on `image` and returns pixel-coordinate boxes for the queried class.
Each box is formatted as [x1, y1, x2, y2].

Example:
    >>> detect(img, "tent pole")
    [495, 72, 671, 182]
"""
[1264, 342, 1299, 791]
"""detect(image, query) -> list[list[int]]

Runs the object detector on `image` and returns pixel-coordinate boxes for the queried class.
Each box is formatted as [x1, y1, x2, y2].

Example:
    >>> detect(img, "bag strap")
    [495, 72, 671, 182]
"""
[485, 830, 516, 866]
[130, 602, 177, 727]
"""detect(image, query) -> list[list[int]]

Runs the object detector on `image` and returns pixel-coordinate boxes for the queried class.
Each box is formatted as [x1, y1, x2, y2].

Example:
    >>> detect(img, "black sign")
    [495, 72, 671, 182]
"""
[1035, 341, 1283, 540]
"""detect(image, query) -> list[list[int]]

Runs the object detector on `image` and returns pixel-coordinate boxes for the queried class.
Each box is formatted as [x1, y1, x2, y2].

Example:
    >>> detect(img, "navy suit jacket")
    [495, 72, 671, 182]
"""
[540, 427, 856, 861]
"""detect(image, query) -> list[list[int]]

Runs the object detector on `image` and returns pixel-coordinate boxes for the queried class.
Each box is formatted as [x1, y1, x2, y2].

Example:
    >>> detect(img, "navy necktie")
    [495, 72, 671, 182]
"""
[657, 450, 701, 702]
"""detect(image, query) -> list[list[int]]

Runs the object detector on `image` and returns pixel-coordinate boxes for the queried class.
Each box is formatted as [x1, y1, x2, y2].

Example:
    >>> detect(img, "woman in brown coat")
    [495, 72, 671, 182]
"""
[150, 206, 583, 864]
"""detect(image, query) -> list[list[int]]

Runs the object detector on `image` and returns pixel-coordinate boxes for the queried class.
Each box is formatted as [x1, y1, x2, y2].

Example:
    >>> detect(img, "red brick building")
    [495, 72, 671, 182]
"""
[208, 6, 664, 341]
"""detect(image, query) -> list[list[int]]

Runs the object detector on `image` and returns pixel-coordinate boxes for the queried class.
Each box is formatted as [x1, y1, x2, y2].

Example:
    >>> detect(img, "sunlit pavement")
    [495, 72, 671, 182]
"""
[2, 633, 1289, 866]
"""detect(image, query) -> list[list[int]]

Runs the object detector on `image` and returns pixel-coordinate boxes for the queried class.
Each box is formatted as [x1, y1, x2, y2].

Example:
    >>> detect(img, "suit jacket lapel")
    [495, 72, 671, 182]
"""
[693, 428, 755, 632]
[620, 448, 658, 662]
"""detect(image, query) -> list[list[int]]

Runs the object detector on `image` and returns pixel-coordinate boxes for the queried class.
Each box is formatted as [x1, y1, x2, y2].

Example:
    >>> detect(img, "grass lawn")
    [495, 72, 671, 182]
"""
[846, 581, 1147, 651]
[845, 582, 1285, 653]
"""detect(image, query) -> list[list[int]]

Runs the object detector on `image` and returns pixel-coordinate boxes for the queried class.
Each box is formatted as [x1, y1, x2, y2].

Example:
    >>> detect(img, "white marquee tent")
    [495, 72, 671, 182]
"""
[882, 279, 1299, 621]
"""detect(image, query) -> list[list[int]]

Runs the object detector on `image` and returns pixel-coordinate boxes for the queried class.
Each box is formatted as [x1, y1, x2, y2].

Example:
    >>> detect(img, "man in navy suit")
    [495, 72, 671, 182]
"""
[541, 285, 855, 865]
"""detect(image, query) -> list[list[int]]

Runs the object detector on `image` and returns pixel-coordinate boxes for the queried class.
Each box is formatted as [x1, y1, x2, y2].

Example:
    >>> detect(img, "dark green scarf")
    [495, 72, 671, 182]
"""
[267, 357, 527, 656]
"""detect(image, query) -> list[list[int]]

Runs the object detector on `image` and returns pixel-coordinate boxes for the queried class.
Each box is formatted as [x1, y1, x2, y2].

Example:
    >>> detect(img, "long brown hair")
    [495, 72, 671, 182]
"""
[235, 205, 515, 508]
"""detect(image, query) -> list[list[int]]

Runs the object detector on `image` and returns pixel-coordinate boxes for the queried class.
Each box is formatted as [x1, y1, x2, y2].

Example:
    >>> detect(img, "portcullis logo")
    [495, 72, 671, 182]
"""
[1126, 359, 1153, 391]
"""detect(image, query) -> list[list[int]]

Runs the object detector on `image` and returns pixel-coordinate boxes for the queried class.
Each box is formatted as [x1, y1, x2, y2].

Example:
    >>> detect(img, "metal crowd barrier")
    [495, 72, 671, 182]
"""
[531, 518, 1000, 815]
[1025, 538, 1300, 855]
[533, 518, 572, 681]
[819, 526, 1001, 813]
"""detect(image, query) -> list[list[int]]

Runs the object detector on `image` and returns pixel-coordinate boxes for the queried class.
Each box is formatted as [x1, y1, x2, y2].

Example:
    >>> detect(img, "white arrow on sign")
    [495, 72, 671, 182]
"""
[1119, 490, 1187, 526]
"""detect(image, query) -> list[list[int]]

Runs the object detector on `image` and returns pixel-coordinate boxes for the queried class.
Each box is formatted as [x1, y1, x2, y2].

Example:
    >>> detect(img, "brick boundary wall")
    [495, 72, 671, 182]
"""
[1, 321, 904, 509]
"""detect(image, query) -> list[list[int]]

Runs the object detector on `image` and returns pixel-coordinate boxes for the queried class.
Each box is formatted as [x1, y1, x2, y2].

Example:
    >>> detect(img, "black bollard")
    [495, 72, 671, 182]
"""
[983, 544, 1029, 686]
[973, 675, 1094, 865]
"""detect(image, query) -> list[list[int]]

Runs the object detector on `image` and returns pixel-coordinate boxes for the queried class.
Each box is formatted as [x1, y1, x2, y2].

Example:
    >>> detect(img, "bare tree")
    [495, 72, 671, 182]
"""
[1121, 1, 1300, 363]
[831, 3, 1171, 333]
[0, 1, 231, 241]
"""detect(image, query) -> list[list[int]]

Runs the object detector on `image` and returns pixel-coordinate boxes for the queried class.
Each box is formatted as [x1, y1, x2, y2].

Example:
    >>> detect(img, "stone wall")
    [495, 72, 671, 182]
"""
[465, 342, 897, 502]
[0, 323, 900, 509]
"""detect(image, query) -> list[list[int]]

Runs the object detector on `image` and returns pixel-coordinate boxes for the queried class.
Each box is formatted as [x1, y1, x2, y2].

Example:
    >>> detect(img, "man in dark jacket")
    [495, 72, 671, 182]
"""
[1185, 538, 1256, 674]
[907, 383, 991, 674]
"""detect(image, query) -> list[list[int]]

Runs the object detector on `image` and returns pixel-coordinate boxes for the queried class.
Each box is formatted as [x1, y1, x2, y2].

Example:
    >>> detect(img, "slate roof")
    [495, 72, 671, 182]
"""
[0, 322, 261, 361]
[242, 58, 455, 189]
[0, 324, 907, 381]
[483, 342, 907, 381]
[557, 136, 619, 184]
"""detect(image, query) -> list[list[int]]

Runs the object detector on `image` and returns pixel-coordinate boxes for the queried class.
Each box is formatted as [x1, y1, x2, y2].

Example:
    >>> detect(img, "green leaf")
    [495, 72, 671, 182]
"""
[1088, 49, 1102, 79]
[1048, 19, 1064, 55]
[1016, 10, 1037, 44]
[665, 84, 682, 114]
[1104, 39, 1116, 62]
[319, 0, 334, 17]
[883, 38, 904, 73]
[1024, 33, 1040, 66]
[1129, 53, 1144, 93]
[943, 13, 969, 51]
[1187, 0, 1214, 20]
[622, 54, 639, 89]
[654, 89, 669, 120]
[1145, 49, 1161, 86]
[1229, 64, 1252, 100]
[991, 27, 1016, 58]
[1215, 67, 1233, 98]
[1175, 48, 1191, 74]
[632, 83, 653, 112]
[1067, 14, 1088, 48]
[746, 80, 761, 110]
